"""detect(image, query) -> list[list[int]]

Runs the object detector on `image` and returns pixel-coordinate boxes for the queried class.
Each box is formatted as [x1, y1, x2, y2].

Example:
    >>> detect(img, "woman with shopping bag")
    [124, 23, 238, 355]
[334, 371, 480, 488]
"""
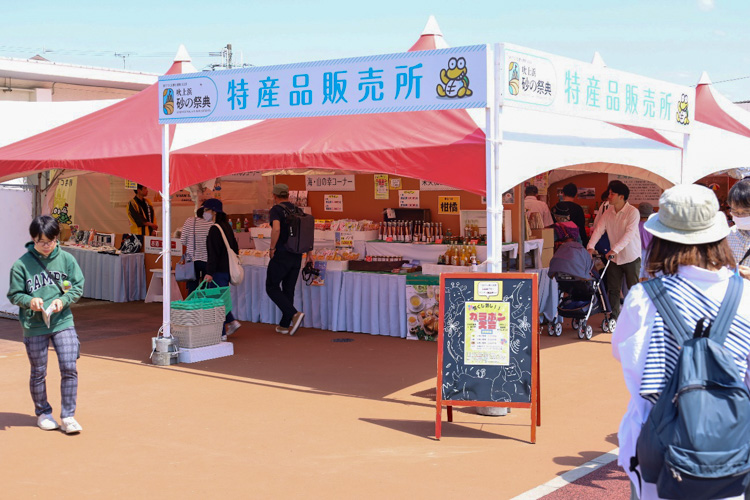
[201, 198, 242, 340]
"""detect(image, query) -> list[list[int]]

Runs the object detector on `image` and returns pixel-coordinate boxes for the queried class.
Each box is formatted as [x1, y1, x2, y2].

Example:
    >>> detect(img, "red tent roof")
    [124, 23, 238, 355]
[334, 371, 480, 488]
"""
[695, 78, 750, 138]
[0, 60, 191, 191]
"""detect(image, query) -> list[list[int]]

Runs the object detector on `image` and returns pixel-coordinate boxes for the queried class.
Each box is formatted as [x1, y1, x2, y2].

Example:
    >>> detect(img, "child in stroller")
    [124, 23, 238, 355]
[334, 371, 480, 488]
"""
[547, 240, 616, 340]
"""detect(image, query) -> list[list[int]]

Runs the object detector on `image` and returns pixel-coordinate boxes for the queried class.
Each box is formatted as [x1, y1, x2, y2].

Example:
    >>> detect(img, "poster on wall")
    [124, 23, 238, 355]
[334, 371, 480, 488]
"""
[577, 187, 596, 199]
[502, 190, 514, 204]
[52, 177, 76, 226]
[306, 175, 355, 191]
[390, 178, 402, 190]
[374, 174, 389, 200]
[438, 196, 461, 215]
[608, 174, 662, 205]
[420, 180, 459, 191]
[531, 173, 549, 195]
[124, 180, 137, 190]
[324, 194, 344, 212]
[399, 190, 420, 208]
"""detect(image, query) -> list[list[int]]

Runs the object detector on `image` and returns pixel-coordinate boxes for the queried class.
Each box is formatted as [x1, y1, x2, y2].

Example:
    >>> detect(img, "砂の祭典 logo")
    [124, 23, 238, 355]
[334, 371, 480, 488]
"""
[436, 57, 473, 98]
[163, 88, 174, 115]
[507, 62, 520, 96]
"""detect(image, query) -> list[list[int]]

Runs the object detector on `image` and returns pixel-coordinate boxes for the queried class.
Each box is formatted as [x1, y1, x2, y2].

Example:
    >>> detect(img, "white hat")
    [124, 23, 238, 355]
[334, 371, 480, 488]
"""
[644, 184, 729, 245]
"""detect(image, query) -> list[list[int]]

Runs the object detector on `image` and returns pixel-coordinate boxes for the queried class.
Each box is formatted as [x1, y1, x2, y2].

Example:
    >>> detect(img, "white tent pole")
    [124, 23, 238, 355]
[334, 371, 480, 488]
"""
[680, 133, 690, 185]
[486, 44, 502, 273]
[161, 123, 171, 337]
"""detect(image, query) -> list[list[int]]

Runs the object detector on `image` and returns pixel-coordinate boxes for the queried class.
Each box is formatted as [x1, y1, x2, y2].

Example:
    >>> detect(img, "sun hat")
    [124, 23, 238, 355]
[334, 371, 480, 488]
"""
[643, 184, 729, 245]
[201, 198, 223, 213]
[272, 183, 289, 197]
[638, 202, 654, 219]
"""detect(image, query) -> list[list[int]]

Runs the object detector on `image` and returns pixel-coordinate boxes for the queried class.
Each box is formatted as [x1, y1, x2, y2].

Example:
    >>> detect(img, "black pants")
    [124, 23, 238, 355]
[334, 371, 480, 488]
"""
[186, 261, 207, 295]
[265, 251, 302, 327]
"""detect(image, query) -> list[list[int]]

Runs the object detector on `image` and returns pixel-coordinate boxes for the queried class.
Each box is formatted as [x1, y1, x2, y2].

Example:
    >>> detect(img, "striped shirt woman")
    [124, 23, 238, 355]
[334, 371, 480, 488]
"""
[179, 213, 213, 293]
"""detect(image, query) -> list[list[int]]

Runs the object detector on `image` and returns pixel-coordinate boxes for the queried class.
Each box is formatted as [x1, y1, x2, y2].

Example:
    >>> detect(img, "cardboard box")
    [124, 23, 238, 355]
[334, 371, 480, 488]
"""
[541, 247, 554, 268]
[530, 228, 554, 249]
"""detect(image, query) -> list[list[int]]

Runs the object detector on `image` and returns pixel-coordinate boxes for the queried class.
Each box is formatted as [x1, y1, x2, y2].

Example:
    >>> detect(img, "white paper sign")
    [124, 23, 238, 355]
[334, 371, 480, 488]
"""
[419, 180, 459, 191]
[324, 194, 344, 212]
[144, 236, 182, 256]
[399, 190, 420, 208]
[306, 175, 356, 192]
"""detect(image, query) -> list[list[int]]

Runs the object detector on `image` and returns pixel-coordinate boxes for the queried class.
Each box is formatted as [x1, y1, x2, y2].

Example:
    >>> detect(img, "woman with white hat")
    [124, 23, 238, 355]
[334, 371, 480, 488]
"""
[612, 184, 750, 499]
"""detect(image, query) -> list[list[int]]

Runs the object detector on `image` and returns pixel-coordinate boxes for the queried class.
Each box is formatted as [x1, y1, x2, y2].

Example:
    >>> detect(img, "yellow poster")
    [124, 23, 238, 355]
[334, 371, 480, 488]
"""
[374, 174, 389, 200]
[474, 281, 503, 301]
[52, 177, 76, 226]
[438, 196, 460, 214]
[464, 301, 510, 366]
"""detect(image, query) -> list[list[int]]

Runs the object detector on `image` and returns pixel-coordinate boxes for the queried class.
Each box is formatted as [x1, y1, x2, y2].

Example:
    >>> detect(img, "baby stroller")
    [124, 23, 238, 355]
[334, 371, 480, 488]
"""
[547, 241, 616, 340]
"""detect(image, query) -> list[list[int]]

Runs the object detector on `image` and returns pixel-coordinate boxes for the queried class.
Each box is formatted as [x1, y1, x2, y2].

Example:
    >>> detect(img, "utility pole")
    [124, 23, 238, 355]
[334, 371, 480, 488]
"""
[114, 52, 132, 69]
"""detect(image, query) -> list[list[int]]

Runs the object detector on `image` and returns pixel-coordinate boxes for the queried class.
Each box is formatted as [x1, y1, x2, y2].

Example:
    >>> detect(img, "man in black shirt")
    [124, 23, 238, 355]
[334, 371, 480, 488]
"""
[266, 184, 305, 335]
[552, 182, 588, 247]
[127, 184, 158, 246]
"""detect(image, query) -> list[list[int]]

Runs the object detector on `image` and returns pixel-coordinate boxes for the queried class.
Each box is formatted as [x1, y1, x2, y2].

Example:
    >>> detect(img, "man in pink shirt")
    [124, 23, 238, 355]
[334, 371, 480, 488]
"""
[587, 180, 642, 319]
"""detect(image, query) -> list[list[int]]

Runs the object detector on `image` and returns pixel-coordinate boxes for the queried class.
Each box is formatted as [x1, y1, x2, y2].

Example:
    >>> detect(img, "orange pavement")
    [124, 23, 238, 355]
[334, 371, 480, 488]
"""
[0, 300, 628, 499]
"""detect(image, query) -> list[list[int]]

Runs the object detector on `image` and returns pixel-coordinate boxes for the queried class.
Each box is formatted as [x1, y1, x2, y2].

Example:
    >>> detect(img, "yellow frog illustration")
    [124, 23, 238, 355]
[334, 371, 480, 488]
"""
[436, 57, 473, 98]
[676, 93, 690, 126]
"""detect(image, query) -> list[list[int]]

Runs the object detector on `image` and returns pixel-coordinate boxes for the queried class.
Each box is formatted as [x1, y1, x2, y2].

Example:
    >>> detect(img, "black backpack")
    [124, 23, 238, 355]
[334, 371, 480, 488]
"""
[634, 275, 750, 499]
[279, 204, 314, 254]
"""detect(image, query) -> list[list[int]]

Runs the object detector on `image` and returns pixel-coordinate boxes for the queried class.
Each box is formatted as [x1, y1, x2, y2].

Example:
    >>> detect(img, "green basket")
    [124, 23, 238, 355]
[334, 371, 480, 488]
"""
[185, 281, 232, 314]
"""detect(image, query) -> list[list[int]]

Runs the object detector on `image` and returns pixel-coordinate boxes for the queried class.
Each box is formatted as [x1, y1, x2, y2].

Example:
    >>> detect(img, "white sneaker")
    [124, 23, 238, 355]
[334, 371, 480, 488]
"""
[226, 320, 241, 336]
[60, 416, 82, 434]
[37, 413, 59, 431]
[275, 326, 290, 334]
[289, 311, 305, 336]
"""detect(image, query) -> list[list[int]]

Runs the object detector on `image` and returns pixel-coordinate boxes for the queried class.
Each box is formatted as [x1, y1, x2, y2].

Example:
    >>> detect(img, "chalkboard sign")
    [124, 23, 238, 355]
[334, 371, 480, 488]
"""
[436, 273, 540, 443]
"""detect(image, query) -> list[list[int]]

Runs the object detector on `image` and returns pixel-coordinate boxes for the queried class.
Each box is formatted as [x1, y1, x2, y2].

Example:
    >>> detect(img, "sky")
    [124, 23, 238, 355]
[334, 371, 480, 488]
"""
[2, 0, 750, 101]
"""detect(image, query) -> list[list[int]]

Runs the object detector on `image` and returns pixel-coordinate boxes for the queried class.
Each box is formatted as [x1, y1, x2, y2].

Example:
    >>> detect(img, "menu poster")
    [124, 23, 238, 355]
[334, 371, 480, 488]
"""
[324, 194, 343, 212]
[374, 174, 389, 200]
[399, 190, 420, 208]
[464, 301, 511, 366]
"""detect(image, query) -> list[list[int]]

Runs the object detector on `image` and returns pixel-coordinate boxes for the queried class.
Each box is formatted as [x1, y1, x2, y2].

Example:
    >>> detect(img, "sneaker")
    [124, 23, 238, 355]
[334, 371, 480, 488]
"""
[37, 413, 59, 431]
[221, 334, 228, 341]
[289, 311, 305, 336]
[60, 417, 82, 434]
[275, 326, 290, 335]
[226, 320, 241, 336]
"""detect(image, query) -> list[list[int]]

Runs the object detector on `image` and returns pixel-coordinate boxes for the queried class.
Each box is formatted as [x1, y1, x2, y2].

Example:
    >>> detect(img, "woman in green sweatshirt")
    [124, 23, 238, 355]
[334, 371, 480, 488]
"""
[7, 215, 85, 434]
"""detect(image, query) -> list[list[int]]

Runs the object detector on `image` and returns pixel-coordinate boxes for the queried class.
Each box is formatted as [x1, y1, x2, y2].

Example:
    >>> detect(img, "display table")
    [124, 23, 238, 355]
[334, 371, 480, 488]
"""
[231, 265, 406, 337]
[364, 241, 488, 263]
[61, 246, 146, 302]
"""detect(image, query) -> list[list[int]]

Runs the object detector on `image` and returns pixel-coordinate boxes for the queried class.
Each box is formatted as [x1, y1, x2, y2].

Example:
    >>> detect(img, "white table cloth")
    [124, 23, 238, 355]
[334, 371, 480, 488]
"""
[61, 246, 146, 302]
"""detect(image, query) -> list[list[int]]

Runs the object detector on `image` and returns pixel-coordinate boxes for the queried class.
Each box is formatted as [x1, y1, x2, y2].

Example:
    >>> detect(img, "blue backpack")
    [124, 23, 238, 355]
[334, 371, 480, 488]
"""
[635, 274, 750, 499]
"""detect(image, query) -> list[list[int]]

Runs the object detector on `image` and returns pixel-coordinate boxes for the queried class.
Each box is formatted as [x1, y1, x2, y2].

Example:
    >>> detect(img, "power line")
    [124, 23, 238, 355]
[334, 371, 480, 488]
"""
[0, 44, 216, 58]
[711, 75, 750, 85]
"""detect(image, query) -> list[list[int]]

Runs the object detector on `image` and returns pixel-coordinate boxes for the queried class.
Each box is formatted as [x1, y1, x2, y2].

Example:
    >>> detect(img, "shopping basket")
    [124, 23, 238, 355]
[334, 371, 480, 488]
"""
[185, 281, 232, 315]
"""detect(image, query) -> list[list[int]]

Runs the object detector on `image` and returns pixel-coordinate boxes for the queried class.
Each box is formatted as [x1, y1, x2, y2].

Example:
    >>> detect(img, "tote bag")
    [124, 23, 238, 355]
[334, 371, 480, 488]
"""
[215, 224, 245, 286]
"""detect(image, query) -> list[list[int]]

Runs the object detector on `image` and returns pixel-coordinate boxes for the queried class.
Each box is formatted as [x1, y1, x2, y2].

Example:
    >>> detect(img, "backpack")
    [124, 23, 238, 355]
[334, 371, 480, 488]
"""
[279, 204, 314, 254]
[634, 274, 750, 499]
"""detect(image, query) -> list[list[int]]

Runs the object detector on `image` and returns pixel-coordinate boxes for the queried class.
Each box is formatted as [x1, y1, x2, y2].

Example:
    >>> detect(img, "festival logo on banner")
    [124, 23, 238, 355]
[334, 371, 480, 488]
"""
[436, 57, 474, 98]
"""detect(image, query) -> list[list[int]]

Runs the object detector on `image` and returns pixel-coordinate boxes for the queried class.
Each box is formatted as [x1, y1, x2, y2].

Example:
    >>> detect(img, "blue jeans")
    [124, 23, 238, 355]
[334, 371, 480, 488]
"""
[210, 272, 235, 331]
[23, 327, 79, 418]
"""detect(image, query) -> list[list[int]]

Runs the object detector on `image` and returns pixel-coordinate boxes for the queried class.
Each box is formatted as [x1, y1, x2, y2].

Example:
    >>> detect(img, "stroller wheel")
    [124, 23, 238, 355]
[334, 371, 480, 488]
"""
[577, 324, 585, 339]
[585, 325, 593, 340]
[601, 318, 609, 333]
[572, 318, 579, 329]
[554, 322, 563, 337]
[608, 318, 617, 333]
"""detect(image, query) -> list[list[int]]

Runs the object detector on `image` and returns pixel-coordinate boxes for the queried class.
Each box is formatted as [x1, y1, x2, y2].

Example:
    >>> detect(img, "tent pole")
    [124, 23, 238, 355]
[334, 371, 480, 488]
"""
[486, 44, 501, 273]
[162, 124, 171, 337]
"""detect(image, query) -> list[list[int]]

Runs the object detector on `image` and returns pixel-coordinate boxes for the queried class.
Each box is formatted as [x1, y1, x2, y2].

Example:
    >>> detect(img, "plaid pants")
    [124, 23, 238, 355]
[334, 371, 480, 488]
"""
[23, 327, 79, 418]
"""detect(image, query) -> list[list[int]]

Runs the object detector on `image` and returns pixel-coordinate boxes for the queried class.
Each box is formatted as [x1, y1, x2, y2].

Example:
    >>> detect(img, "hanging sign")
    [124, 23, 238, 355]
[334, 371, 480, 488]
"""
[399, 190, 420, 208]
[306, 175, 355, 192]
[324, 194, 344, 212]
[501, 43, 694, 133]
[420, 180, 459, 191]
[159, 45, 488, 124]
[124, 180, 137, 190]
[438, 196, 461, 215]
[374, 174, 389, 200]
[144, 236, 182, 256]
[52, 177, 76, 226]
